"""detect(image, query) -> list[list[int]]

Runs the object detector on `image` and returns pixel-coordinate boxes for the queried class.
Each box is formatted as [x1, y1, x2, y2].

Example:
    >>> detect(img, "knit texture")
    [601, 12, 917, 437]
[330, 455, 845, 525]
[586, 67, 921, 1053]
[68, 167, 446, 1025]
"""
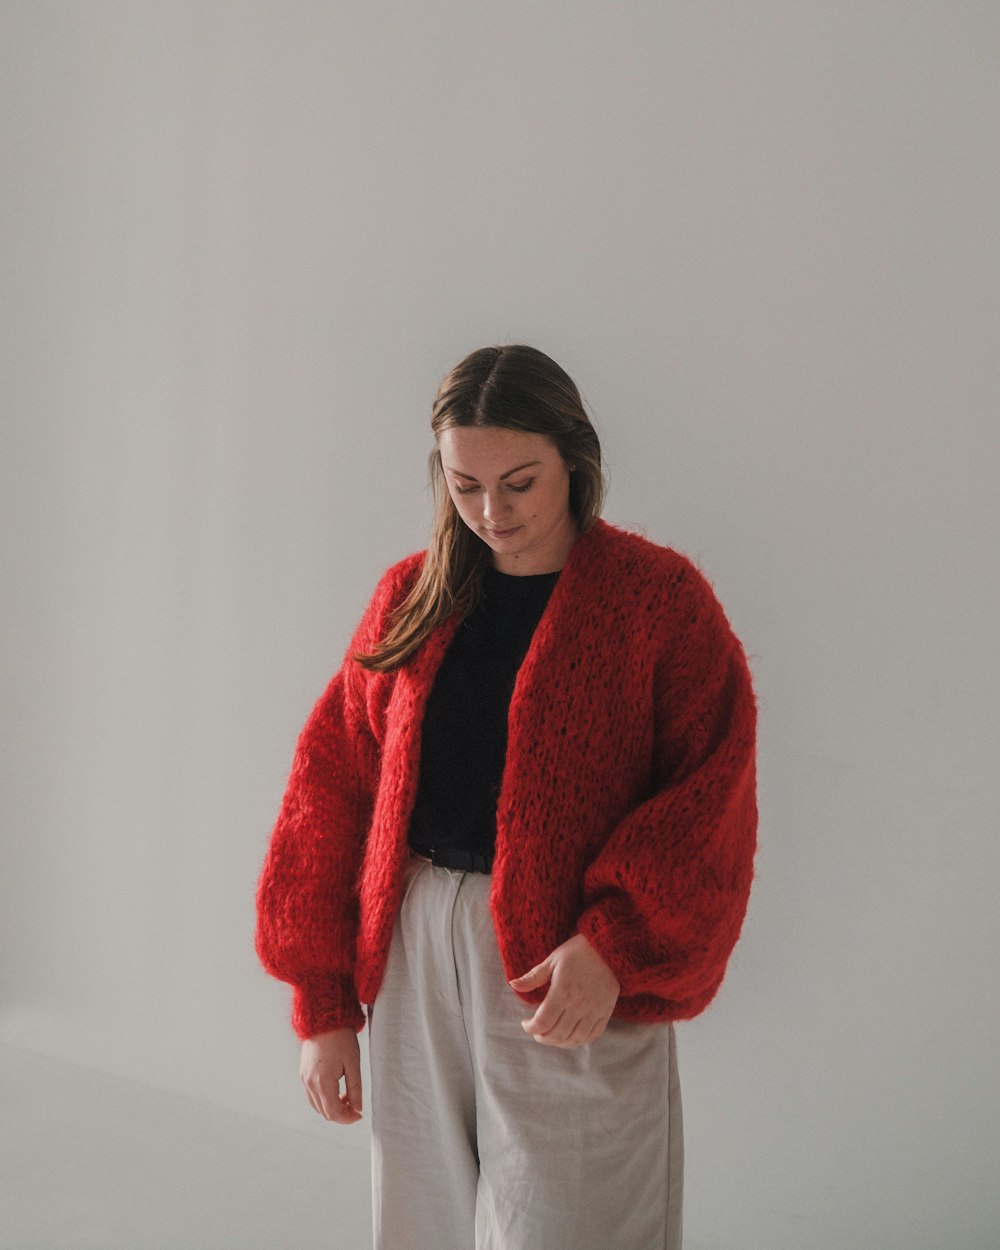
[254, 517, 759, 1039]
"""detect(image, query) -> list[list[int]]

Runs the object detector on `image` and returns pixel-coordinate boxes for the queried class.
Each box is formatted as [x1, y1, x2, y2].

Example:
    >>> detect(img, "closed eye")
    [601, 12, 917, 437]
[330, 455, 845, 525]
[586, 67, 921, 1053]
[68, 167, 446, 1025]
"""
[455, 479, 535, 495]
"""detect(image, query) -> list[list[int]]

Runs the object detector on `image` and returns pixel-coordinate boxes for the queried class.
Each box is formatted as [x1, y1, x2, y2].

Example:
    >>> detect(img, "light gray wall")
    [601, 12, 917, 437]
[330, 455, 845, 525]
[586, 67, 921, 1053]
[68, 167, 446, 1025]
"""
[2, 3, 998, 1247]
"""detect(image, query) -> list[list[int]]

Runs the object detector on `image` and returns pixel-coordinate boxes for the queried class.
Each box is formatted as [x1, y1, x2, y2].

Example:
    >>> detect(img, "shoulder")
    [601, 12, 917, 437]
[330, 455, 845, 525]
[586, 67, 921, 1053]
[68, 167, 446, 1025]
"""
[586, 518, 740, 642]
[342, 547, 427, 654]
[371, 547, 427, 601]
[588, 517, 720, 599]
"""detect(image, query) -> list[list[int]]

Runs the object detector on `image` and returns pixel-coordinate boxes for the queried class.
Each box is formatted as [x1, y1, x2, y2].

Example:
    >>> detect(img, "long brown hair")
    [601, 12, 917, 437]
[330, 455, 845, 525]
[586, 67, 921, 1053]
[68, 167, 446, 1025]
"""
[354, 344, 606, 672]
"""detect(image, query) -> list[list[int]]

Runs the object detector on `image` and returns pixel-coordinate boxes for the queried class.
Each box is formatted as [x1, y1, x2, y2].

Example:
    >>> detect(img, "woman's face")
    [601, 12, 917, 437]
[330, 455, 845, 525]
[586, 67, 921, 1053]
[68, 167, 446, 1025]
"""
[438, 425, 578, 574]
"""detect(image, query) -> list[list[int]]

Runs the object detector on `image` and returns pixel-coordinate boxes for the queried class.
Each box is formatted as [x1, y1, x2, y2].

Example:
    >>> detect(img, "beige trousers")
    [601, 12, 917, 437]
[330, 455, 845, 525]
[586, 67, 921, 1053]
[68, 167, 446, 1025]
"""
[366, 852, 684, 1250]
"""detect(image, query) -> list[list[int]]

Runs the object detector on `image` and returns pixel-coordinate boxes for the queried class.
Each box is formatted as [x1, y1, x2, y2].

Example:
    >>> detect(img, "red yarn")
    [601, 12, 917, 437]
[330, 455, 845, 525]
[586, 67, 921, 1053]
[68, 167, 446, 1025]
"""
[255, 517, 759, 1039]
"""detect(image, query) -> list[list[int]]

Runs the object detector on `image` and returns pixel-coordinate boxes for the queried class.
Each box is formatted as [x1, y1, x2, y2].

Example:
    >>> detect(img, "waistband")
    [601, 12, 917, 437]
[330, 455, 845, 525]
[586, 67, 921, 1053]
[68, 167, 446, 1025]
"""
[409, 843, 494, 874]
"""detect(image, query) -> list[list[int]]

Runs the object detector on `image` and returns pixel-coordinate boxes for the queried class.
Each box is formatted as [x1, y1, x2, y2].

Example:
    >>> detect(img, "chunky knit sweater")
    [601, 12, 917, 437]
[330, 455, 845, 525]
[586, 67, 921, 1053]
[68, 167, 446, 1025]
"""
[254, 516, 759, 1040]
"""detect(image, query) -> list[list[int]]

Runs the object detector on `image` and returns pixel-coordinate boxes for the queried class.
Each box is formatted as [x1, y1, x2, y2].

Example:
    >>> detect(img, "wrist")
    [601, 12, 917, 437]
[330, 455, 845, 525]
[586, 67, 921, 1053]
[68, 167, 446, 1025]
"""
[572, 930, 619, 983]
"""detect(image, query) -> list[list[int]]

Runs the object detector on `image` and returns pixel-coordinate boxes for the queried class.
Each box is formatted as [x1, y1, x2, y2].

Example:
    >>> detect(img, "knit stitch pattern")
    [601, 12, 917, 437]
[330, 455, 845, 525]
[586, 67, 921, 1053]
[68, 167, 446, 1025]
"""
[254, 517, 758, 1039]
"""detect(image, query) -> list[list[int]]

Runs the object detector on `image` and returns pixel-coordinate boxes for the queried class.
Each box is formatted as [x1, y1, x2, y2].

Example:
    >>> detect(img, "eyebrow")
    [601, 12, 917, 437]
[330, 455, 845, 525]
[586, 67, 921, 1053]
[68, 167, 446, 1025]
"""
[444, 460, 543, 482]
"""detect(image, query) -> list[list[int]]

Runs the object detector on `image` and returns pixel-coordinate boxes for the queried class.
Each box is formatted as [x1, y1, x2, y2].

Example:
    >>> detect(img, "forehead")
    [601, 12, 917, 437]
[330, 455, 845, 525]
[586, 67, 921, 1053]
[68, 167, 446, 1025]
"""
[439, 425, 557, 469]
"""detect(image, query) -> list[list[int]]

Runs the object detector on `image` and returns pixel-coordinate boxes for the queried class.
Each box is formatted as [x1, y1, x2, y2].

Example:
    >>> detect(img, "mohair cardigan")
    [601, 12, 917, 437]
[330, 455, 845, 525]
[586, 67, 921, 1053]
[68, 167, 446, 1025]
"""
[254, 516, 759, 1039]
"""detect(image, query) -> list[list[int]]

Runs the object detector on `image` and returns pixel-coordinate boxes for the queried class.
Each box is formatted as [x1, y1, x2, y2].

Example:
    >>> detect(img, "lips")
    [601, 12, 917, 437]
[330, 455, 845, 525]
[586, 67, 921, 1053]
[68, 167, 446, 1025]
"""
[487, 527, 521, 539]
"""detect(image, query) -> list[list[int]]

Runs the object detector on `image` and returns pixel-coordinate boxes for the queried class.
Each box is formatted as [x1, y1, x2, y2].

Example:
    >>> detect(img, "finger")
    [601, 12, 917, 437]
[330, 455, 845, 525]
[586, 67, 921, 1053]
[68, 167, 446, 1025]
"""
[532, 1009, 579, 1046]
[543, 1007, 610, 1047]
[522, 1003, 566, 1038]
[304, 1063, 348, 1123]
[344, 1053, 363, 1115]
[310, 1075, 335, 1120]
[560, 1016, 599, 1047]
[336, 1095, 363, 1123]
[322, 1078, 361, 1124]
[584, 1017, 607, 1044]
[329, 1068, 363, 1123]
[510, 962, 550, 989]
[318, 1080, 339, 1121]
[302, 1078, 323, 1117]
[539, 1013, 595, 1047]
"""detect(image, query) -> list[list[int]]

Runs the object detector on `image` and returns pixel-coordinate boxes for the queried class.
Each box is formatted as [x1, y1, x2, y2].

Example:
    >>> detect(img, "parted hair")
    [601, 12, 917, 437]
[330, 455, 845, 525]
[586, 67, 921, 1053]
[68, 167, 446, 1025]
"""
[354, 344, 606, 672]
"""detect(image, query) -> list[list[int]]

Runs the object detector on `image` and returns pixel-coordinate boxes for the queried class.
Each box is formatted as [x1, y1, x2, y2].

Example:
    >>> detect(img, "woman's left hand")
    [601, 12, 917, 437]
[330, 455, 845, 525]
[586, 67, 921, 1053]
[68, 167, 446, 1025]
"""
[509, 932, 621, 1047]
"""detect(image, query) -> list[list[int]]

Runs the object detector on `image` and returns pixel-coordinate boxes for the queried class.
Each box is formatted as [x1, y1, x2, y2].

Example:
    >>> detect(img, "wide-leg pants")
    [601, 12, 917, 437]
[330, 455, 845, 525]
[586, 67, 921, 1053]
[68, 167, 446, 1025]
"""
[366, 852, 684, 1250]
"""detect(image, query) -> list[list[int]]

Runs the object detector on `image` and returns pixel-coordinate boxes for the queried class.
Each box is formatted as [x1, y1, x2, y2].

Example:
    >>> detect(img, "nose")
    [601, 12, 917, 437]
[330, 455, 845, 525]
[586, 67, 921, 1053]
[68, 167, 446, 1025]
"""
[482, 490, 512, 524]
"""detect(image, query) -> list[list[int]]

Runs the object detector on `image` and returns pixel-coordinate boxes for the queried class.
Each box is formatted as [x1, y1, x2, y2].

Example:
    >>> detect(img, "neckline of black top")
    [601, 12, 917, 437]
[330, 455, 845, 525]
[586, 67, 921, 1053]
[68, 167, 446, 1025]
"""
[484, 563, 562, 582]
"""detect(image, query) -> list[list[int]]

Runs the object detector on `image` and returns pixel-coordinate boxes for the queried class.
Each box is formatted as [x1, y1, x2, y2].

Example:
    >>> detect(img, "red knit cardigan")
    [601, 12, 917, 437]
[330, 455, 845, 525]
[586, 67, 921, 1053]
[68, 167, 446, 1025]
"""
[255, 517, 758, 1039]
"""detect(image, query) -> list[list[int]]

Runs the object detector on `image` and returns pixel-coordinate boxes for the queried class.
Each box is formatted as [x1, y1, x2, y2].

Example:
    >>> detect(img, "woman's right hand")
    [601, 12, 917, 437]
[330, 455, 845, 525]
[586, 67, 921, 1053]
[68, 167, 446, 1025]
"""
[300, 1027, 363, 1124]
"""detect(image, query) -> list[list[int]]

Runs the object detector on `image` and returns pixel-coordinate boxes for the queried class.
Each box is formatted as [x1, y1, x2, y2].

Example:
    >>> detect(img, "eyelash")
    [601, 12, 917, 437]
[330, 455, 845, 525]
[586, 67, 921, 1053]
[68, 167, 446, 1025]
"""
[455, 480, 534, 495]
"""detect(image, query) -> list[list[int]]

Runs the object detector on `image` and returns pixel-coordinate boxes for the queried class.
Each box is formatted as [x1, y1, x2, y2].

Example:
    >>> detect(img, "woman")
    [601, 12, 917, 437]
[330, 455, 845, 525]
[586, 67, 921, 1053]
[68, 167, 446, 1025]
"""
[255, 344, 758, 1250]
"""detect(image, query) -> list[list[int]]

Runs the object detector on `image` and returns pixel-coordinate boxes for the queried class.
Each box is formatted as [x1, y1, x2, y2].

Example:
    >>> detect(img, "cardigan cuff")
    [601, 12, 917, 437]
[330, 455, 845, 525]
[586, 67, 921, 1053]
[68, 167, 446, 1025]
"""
[575, 907, 722, 1020]
[291, 973, 366, 1040]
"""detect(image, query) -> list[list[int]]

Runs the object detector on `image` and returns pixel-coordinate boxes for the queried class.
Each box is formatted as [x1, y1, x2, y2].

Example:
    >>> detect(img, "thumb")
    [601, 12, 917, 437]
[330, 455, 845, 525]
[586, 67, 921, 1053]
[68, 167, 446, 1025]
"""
[509, 960, 550, 988]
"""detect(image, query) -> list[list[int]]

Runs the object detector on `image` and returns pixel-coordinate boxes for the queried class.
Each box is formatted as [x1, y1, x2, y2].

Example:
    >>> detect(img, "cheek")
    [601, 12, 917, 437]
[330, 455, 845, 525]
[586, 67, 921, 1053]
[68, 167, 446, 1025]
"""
[536, 484, 562, 515]
[451, 492, 478, 520]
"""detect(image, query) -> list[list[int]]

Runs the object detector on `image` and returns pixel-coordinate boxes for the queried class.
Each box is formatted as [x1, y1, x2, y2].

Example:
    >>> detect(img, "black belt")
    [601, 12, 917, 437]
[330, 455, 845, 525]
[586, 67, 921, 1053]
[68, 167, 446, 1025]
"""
[410, 843, 494, 874]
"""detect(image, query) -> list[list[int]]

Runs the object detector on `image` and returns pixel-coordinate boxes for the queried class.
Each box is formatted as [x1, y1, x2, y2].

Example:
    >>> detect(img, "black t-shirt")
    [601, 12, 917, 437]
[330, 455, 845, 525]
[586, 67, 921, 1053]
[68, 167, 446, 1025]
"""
[406, 562, 561, 856]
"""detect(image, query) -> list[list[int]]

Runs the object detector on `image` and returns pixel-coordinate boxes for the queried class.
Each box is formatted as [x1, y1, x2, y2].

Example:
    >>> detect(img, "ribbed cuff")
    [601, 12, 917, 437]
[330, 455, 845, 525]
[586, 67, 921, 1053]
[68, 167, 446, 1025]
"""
[574, 907, 641, 998]
[291, 973, 366, 1039]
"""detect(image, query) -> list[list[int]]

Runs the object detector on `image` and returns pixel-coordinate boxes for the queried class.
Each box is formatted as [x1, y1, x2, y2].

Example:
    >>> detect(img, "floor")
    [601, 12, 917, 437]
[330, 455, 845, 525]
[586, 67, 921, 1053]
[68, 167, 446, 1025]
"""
[0, 1042, 372, 1250]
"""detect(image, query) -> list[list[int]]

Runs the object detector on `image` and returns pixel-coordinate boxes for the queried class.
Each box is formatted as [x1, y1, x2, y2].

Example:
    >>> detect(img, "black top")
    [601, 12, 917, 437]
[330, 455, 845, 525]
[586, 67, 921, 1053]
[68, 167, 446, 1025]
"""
[406, 562, 561, 857]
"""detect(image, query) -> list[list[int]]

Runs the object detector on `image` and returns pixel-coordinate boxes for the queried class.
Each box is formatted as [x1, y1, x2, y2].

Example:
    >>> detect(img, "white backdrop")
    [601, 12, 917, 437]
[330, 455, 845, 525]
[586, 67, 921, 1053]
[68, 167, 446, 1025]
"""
[2, 3, 998, 1247]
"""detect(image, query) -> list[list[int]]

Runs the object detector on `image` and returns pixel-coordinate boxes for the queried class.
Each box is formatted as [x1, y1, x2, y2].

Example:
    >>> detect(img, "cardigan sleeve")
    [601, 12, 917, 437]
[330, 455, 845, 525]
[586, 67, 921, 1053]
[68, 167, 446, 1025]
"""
[574, 560, 759, 1020]
[254, 564, 403, 1039]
